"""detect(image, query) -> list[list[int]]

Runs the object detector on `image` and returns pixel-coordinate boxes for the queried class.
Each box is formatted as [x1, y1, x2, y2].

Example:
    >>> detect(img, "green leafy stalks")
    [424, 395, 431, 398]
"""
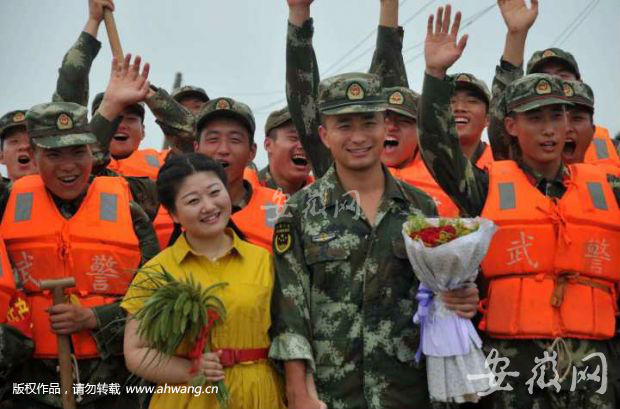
[132, 266, 230, 408]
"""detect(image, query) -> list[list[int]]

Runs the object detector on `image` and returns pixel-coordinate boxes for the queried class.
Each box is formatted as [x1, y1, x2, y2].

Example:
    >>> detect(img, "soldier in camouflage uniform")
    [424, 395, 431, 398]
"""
[51, 0, 159, 220]
[284, 0, 413, 179]
[259, 106, 312, 195]
[0, 101, 159, 409]
[418, 6, 619, 408]
[0, 110, 37, 182]
[488, 0, 619, 162]
[268, 69, 479, 409]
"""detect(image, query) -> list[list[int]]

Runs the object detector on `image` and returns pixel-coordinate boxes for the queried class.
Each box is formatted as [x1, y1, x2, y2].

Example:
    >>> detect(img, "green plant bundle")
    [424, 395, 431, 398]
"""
[131, 265, 230, 407]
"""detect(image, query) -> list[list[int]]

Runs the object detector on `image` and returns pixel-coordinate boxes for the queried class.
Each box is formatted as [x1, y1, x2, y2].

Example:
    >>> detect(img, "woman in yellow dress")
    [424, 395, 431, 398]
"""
[122, 153, 286, 409]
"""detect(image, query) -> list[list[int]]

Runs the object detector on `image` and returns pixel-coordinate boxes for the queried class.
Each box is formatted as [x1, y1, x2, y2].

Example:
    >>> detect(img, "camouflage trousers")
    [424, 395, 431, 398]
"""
[476, 336, 619, 409]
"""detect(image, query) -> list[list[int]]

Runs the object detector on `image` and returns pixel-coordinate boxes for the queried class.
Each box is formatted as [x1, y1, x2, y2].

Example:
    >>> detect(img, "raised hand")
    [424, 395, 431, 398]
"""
[424, 5, 468, 79]
[287, 0, 314, 27]
[98, 54, 150, 120]
[498, 0, 539, 34]
[88, 0, 115, 23]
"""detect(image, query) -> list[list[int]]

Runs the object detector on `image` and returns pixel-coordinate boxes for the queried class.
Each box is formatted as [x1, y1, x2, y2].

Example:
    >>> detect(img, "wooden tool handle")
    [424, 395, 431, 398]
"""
[103, 8, 124, 62]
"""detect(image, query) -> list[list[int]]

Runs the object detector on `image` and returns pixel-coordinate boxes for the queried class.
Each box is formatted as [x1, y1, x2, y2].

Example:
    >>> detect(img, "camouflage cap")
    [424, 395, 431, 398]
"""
[26, 102, 96, 149]
[0, 110, 28, 140]
[562, 80, 594, 112]
[504, 74, 572, 114]
[195, 97, 256, 137]
[171, 85, 209, 103]
[383, 87, 419, 120]
[526, 48, 581, 80]
[91, 92, 146, 120]
[318, 72, 386, 115]
[450, 73, 491, 105]
[265, 106, 292, 135]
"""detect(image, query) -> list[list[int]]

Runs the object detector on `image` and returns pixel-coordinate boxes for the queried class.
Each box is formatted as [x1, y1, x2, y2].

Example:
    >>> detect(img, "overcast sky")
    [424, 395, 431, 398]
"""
[0, 0, 618, 172]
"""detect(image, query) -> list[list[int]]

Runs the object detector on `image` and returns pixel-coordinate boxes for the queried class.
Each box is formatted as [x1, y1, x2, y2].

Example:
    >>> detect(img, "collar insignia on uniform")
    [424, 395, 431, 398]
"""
[216, 99, 231, 110]
[346, 83, 365, 101]
[12, 112, 25, 123]
[535, 79, 552, 95]
[56, 113, 73, 130]
[542, 49, 557, 58]
[455, 74, 471, 83]
[388, 91, 404, 105]
[563, 83, 574, 97]
[312, 232, 336, 243]
[274, 223, 292, 254]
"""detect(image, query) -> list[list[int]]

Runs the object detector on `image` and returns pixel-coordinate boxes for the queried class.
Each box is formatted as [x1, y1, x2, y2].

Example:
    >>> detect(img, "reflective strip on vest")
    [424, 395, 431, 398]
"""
[100, 193, 118, 222]
[593, 139, 610, 160]
[498, 182, 516, 210]
[264, 202, 278, 228]
[14, 192, 33, 222]
[587, 182, 607, 210]
[145, 155, 160, 168]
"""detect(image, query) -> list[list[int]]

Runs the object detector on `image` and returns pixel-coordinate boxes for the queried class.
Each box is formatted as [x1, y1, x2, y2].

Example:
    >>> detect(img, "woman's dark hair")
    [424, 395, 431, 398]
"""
[156, 152, 245, 246]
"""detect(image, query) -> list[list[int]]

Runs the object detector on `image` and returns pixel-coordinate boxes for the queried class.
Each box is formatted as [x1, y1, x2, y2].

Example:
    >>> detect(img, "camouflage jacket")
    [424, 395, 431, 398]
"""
[257, 165, 279, 191]
[286, 19, 409, 180]
[418, 73, 620, 216]
[269, 164, 437, 409]
[0, 178, 159, 407]
[487, 59, 523, 161]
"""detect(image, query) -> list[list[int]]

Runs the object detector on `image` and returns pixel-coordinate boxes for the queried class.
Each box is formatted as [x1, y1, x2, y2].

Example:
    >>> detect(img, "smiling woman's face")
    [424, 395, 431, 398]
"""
[170, 170, 232, 241]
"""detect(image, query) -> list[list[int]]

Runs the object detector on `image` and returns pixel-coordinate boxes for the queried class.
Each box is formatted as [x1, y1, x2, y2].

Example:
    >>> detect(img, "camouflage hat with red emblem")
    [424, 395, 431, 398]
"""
[504, 74, 572, 114]
[526, 48, 581, 80]
[0, 110, 28, 141]
[171, 85, 209, 103]
[562, 80, 594, 113]
[383, 86, 419, 120]
[318, 72, 386, 115]
[195, 97, 256, 142]
[450, 73, 491, 106]
[26, 102, 96, 149]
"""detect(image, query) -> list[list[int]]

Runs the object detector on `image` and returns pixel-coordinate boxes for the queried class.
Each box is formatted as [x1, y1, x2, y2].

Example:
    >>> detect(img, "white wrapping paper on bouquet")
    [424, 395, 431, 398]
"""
[401, 217, 497, 403]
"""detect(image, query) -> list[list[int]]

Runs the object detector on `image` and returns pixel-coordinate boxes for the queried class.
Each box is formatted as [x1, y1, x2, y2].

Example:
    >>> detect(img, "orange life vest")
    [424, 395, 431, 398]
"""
[584, 126, 620, 171]
[475, 144, 494, 170]
[479, 161, 620, 340]
[154, 205, 175, 249]
[390, 158, 460, 217]
[231, 185, 283, 253]
[0, 175, 141, 358]
[243, 167, 260, 188]
[107, 148, 162, 180]
[0, 237, 15, 323]
[158, 148, 172, 165]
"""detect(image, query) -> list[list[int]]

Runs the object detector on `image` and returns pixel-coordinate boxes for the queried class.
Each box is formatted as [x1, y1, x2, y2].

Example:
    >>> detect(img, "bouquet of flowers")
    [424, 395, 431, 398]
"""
[402, 214, 497, 403]
[132, 267, 230, 408]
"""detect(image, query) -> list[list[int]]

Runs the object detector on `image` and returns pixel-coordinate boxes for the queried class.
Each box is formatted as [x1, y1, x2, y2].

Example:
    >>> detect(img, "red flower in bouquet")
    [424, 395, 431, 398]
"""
[406, 214, 478, 248]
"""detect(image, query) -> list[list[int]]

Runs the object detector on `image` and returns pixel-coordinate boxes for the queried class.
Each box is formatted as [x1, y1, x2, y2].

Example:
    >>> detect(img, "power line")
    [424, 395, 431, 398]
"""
[551, 0, 597, 46]
[553, 0, 600, 47]
[321, 0, 438, 77]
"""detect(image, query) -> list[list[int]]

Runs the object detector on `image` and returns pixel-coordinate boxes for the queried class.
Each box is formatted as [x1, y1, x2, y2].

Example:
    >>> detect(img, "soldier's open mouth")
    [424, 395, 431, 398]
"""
[113, 134, 129, 142]
[291, 156, 308, 166]
[218, 161, 230, 168]
[384, 140, 399, 147]
[563, 140, 576, 156]
[17, 155, 31, 165]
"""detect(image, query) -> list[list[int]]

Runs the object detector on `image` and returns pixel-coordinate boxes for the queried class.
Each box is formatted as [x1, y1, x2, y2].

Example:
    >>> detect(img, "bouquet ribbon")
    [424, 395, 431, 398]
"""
[188, 310, 220, 375]
[413, 284, 434, 363]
